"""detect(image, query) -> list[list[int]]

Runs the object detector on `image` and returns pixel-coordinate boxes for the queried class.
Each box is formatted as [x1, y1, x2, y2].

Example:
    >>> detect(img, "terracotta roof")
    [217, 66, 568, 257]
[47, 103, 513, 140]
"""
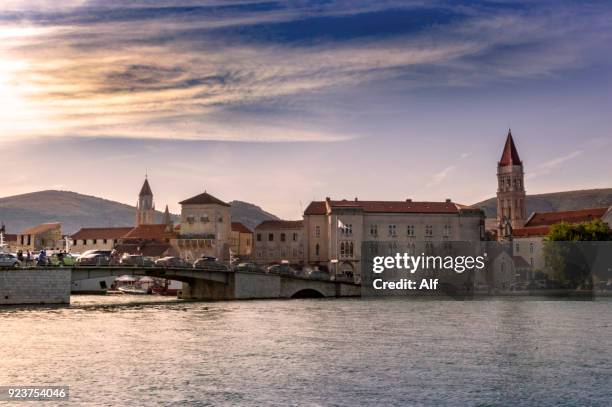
[255, 220, 303, 230]
[499, 130, 522, 166]
[231, 222, 252, 234]
[71, 227, 133, 240]
[525, 207, 609, 227]
[304, 201, 327, 215]
[123, 224, 176, 240]
[20, 222, 61, 235]
[139, 178, 153, 196]
[304, 200, 466, 215]
[179, 191, 230, 206]
[513, 226, 550, 237]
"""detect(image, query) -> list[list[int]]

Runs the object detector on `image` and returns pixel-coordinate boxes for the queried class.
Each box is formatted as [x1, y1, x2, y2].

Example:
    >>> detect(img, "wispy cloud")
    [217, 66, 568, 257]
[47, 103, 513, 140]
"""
[527, 149, 584, 179]
[1, 1, 611, 142]
[427, 165, 455, 187]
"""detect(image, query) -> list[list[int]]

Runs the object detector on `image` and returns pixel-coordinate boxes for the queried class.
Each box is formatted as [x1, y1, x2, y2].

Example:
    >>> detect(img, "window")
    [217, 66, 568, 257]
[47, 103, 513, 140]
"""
[292, 233, 298, 241]
[426, 225, 433, 236]
[268, 233, 274, 242]
[93, 239, 97, 244]
[315, 226, 320, 237]
[200, 215, 209, 223]
[443, 224, 451, 238]
[370, 224, 378, 237]
[315, 244, 320, 256]
[218, 216, 223, 222]
[280, 233, 286, 242]
[103, 239, 107, 244]
[407, 225, 415, 236]
[341, 223, 353, 235]
[530, 243, 534, 253]
[256, 233, 261, 242]
[187, 216, 195, 225]
[515, 243, 520, 252]
[388, 224, 396, 237]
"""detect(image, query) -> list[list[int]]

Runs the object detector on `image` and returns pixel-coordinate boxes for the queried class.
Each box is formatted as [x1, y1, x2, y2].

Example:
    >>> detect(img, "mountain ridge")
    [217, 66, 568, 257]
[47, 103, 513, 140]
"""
[0, 190, 278, 234]
[472, 188, 612, 219]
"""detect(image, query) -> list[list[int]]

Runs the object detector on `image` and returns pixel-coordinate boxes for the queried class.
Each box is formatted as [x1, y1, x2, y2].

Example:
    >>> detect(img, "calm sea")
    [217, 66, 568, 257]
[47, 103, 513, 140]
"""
[1, 296, 611, 406]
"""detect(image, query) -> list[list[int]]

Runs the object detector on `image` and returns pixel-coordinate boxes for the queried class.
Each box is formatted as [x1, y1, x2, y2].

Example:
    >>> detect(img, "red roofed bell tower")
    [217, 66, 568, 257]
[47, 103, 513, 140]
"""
[136, 176, 156, 226]
[497, 129, 526, 239]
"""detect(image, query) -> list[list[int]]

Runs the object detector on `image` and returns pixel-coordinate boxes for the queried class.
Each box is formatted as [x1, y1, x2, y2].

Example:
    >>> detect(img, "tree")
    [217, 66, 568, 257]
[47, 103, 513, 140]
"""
[547, 220, 612, 241]
[544, 220, 612, 287]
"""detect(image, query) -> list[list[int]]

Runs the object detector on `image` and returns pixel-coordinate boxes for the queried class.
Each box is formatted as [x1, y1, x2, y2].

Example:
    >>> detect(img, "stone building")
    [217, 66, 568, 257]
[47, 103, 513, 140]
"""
[16, 223, 63, 251]
[303, 198, 485, 279]
[253, 220, 304, 265]
[512, 207, 612, 273]
[136, 177, 156, 225]
[173, 191, 231, 261]
[230, 222, 253, 258]
[497, 130, 527, 239]
[70, 227, 133, 253]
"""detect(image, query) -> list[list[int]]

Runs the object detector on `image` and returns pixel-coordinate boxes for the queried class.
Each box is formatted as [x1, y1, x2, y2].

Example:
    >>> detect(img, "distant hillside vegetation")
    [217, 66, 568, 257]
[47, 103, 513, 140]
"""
[473, 188, 612, 219]
[0, 191, 279, 235]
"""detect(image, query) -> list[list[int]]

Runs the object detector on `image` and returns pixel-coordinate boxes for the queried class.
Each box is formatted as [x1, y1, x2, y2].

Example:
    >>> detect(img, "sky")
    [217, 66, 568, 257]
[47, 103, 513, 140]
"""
[1, 0, 611, 219]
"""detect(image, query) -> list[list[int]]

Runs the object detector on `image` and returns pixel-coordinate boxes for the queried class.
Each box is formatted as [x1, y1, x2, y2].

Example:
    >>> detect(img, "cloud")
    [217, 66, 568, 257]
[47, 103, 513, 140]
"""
[1, 1, 611, 142]
[427, 165, 455, 187]
[526, 150, 583, 179]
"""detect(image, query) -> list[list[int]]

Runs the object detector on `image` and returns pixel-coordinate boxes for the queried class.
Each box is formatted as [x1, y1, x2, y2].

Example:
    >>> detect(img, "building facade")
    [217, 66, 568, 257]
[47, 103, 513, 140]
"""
[230, 222, 253, 258]
[303, 198, 485, 279]
[253, 220, 304, 265]
[16, 223, 63, 251]
[70, 227, 133, 253]
[497, 130, 527, 239]
[512, 207, 612, 274]
[173, 191, 232, 261]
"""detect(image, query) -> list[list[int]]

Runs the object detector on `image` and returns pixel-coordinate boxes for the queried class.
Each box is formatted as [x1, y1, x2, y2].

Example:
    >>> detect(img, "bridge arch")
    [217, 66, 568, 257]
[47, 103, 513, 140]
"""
[290, 288, 325, 299]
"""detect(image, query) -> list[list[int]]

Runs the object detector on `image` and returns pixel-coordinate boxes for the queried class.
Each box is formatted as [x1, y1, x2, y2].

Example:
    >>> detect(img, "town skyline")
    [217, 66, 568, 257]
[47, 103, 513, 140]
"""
[1, 1, 611, 219]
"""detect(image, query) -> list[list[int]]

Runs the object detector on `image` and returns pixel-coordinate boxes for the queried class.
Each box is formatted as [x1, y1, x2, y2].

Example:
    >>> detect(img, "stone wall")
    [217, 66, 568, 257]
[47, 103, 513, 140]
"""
[0, 269, 71, 305]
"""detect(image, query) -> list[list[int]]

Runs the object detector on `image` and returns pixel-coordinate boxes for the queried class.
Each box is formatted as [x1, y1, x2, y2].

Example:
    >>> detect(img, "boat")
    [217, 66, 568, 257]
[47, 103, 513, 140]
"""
[117, 286, 151, 295]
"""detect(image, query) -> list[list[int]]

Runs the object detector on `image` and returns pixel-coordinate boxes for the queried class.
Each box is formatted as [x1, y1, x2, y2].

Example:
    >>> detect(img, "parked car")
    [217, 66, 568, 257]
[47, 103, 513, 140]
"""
[307, 269, 330, 281]
[120, 254, 155, 267]
[50, 253, 77, 267]
[0, 253, 21, 268]
[266, 264, 297, 276]
[193, 256, 229, 272]
[75, 253, 111, 267]
[155, 256, 190, 268]
[234, 262, 265, 273]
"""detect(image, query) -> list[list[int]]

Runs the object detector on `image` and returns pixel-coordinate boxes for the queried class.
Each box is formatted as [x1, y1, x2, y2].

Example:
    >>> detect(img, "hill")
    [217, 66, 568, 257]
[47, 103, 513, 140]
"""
[228, 201, 280, 231]
[473, 188, 612, 219]
[0, 191, 279, 235]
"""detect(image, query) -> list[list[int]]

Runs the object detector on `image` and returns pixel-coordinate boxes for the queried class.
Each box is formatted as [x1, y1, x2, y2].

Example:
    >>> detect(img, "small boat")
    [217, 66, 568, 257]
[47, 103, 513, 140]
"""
[117, 286, 151, 295]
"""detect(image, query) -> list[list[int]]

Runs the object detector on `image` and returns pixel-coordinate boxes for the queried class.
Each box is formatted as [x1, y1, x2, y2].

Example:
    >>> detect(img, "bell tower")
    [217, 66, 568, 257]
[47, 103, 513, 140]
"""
[136, 176, 155, 225]
[497, 129, 526, 239]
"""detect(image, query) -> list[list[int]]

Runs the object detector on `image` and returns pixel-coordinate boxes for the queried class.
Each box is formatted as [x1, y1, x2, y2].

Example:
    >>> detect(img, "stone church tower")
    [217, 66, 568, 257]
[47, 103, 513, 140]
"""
[497, 130, 526, 239]
[136, 176, 156, 225]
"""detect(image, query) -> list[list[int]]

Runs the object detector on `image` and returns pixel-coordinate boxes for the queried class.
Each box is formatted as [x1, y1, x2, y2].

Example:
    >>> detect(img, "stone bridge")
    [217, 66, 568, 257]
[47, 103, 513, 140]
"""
[71, 267, 361, 300]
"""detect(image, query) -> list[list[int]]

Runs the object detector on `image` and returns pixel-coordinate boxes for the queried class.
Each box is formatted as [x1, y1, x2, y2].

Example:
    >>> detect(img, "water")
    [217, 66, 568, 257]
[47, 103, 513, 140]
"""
[1, 296, 611, 406]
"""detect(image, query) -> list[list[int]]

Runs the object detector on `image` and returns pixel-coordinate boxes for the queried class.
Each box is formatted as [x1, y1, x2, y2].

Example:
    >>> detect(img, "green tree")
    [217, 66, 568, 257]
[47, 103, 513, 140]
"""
[547, 219, 612, 241]
[544, 220, 611, 287]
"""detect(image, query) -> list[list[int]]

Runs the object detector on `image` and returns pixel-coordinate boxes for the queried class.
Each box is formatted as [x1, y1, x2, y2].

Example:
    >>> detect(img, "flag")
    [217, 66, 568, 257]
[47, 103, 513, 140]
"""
[337, 219, 345, 229]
